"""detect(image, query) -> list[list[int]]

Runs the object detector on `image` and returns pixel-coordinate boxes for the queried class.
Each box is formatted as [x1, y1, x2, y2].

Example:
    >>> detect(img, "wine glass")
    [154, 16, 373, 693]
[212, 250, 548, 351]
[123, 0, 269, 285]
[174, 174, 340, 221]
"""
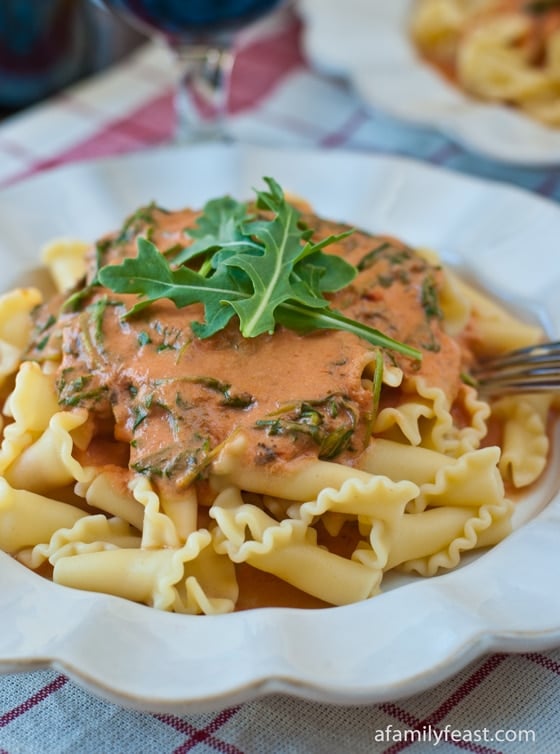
[92, 0, 291, 142]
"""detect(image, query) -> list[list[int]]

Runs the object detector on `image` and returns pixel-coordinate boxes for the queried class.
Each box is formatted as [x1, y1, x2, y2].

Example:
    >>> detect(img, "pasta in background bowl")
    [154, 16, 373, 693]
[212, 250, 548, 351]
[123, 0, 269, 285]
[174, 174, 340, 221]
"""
[299, 0, 560, 165]
[411, 0, 560, 129]
[0, 144, 559, 712]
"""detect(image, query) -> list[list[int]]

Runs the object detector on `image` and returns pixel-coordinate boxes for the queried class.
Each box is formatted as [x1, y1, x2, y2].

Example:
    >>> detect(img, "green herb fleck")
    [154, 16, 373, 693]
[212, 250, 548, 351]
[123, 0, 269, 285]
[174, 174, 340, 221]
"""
[190, 376, 254, 408]
[131, 437, 212, 484]
[35, 335, 50, 351]
[371, 350, 384, 424]
[255, 394, 358, 460]
[138, 331, 152, 347]
[58, 383, 108, 407]
[377, 274, 394, 288]
[461, 371, 478, 388]
[87, 296, 120, 348]
[132, 406, 149, 431]
[357, 242, 391, 271]
[421, 275, 443, 320]
[115, 201, 163, 244]
[39, 314, 57, 332]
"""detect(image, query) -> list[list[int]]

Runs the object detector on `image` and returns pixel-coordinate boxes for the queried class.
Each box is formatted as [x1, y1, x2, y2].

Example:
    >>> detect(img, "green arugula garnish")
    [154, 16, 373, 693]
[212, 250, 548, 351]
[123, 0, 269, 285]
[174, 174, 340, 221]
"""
[98, 178, 422, 360]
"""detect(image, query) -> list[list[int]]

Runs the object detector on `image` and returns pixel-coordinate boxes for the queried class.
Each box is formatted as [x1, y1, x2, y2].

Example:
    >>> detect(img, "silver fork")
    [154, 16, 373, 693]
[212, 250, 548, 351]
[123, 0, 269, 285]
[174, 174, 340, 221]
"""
[471, 340, 560, 395]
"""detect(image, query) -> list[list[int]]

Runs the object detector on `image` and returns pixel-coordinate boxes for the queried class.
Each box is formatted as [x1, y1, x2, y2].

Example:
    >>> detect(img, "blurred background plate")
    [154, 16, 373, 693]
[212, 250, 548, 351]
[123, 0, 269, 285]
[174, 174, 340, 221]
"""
[299, 0, 560, 166]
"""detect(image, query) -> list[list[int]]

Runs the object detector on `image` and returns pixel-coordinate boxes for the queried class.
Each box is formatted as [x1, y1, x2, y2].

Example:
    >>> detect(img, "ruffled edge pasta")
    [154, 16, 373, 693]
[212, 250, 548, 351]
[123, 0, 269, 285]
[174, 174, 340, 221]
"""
[210, 487, 384, 605]
[374, 376, 489, 457]
[51, 528, 238, 615]
[3, 408, 94, 491]
[18, 514, 141, 570]
[492, 393, 553, 487]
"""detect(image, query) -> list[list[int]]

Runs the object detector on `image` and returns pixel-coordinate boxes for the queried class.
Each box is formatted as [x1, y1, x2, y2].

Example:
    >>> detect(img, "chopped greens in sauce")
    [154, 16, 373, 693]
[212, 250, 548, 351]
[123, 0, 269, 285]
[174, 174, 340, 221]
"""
[256, 394, 358, 460]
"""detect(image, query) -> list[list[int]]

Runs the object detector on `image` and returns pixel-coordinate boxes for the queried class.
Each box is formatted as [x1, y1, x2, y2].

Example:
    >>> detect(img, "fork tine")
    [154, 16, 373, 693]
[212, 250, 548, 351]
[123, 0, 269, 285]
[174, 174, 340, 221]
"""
[472, 340, 560, 395]
[476, 340, 560, 370]
[476, 376, 560, 395]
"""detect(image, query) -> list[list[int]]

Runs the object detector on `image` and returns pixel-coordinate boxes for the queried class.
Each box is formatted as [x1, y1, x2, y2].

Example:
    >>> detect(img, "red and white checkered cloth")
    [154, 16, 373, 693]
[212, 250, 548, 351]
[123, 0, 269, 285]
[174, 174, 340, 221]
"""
[0, 9, 559, 754]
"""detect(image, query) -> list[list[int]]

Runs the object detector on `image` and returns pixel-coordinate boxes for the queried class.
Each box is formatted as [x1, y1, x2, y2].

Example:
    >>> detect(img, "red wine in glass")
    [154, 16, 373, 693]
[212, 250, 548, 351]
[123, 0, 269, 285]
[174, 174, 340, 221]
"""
[99, 0, 286, 39]
[95, 0, 289, 139]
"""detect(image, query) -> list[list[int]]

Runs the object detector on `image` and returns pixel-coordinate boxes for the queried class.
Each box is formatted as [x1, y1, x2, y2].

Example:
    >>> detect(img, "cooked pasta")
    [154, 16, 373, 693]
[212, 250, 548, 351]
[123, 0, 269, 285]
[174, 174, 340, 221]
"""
[0, 180, 556, 614]
[411, 0, 560, 128]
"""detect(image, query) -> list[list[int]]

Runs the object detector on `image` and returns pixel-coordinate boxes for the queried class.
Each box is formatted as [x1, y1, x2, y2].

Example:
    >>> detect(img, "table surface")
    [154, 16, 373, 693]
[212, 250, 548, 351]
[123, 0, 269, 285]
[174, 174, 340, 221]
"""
[0, 6, 559, 754]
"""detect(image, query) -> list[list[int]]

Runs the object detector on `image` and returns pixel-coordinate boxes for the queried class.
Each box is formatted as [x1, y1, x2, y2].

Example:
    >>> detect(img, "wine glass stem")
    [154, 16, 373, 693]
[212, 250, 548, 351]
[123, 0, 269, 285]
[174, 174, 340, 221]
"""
[173, 44, 234, 143]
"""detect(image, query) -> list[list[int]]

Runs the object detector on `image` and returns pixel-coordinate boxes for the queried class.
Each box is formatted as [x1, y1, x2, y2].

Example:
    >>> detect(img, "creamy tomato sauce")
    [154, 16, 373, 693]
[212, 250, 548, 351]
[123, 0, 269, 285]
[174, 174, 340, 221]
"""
[28, 203, 466, 500]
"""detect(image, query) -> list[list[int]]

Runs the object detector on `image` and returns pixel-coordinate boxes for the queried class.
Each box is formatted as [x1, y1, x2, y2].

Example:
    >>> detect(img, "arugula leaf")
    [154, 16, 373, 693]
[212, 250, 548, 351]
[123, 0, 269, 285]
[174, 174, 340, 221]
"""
[292, 248, 355, 296]
[172, 195, 259, 266]
[98, 237, 245, 336]
[98, 178, 423, 360]
[223, 210, 319, 335]
[275, 301, 420, 358]
[221, 178, 356, 336]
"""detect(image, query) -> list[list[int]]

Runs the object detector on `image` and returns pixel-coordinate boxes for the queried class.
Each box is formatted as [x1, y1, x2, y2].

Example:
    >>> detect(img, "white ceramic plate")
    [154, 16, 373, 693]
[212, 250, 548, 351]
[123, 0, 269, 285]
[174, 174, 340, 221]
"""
[1, 144, 560, 713]
[299, 0, 560, 166]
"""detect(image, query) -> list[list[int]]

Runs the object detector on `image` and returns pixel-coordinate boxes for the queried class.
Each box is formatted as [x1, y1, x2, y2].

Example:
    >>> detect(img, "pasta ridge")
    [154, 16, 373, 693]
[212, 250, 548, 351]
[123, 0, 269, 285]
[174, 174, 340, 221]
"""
[397, 494, 513, 576]
[416, 445, 504, 510]
[210, 487, 380, 605]
[19, 514, 140, 570]
[492, 394, 552, 487]
[52, 529, 217, 613]
[130, 476, 183, 549]
[4, 408, 94, 492]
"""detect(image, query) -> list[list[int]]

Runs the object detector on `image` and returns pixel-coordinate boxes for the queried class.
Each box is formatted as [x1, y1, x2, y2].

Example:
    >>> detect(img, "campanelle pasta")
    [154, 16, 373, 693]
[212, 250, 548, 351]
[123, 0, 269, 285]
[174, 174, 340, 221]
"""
[0, 186, 556, 614]
[411, 0, 560, 128]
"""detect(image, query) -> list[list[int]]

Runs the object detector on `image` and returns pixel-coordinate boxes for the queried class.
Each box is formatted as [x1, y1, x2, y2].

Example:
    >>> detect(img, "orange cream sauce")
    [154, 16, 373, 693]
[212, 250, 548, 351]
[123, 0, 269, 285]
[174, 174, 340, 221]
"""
[29, 204, 466, 501]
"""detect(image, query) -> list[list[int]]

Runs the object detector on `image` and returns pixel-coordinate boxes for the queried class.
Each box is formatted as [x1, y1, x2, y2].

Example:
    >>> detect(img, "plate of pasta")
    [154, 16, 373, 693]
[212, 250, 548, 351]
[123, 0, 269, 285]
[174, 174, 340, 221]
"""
[299, 0, 560, 165]
[0, 143, 559, 713]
